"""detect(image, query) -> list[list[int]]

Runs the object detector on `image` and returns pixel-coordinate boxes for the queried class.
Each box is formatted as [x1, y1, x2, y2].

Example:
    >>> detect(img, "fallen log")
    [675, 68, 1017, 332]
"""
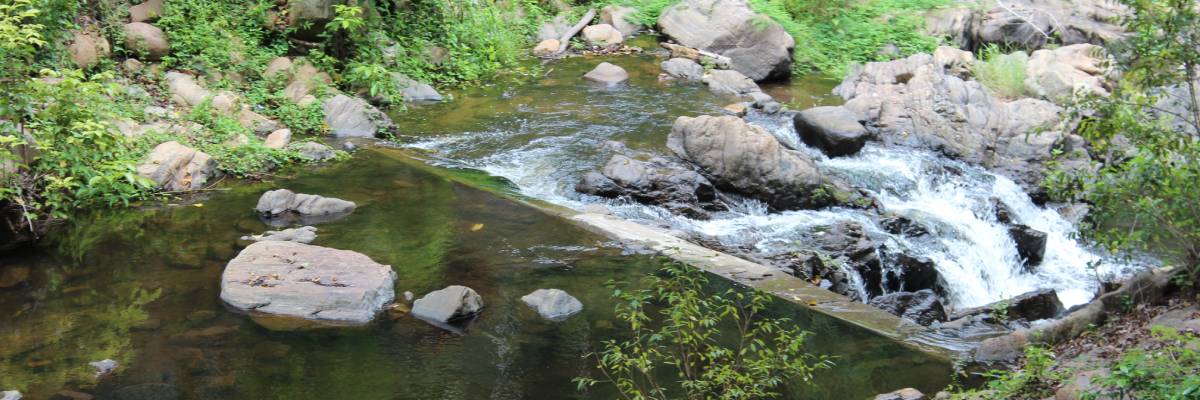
[554, 8, 597, 55]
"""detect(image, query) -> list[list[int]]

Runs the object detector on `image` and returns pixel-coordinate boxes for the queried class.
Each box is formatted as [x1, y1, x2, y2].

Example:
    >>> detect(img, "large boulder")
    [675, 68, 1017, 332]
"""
[817, 221, 884, 296]
[411, 285, 484, 324]
[582, 24, 624, 46]
[123, 22, 169, 61]
[521, 289, 584, 321]
[583, 62, 629, 85]
[667, 115, 849, 210]
[657, 0, 795, 81]
[951, 288, 1065, 322]
[1025, 43, 1110, 100]
[868, 289, 948, 326]
[661, 58, 705, 81]
[220, 241, 396, 329]
[601, 5, 641, 37]
[975, 0, 1126, 50]
[392, 73, 443, 102]
[885, 253, 940, 293]
[575, 154, 717, 218]
[794, 106, 870, 157]
[702, 69, 761, 97]
[254, 189, 356, 224]
[68, 30, 111, 69]
[323, 94, 395, 138]
[137, 141, 218, 191]
[834, 49, 1084, 194]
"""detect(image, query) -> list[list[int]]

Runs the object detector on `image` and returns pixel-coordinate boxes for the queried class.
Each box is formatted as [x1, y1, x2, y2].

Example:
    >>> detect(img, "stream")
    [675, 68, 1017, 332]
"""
[0, 40, 1140, 399]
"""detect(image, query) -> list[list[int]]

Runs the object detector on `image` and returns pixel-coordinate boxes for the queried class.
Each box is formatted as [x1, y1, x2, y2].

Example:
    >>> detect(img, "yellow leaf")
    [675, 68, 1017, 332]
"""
[470, 223, 484, 232]
[193, 203, 204, 208]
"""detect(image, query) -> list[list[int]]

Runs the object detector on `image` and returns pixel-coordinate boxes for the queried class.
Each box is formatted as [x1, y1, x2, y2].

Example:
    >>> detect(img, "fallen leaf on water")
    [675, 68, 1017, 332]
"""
[193, 203, 204, 208]
[470, 223, 484, 232]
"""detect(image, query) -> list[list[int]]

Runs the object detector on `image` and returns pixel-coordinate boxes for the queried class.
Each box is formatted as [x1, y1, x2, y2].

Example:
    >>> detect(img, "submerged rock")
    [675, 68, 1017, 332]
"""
[111, 382, 178, 400]
[220, 241, 397, 329]
[583, 62, 629, 85]
[794, 106, 870, 157]
[254, 189, 355, 226]
[0, 265, 30, 288]
[868, 289, 947, 326]
[240, 226, 318, 244]
[137, 141, 219, 191]
[668, 115, 853, 211]
[657, 0, 795, 81]
[292, 141, 336, 161]
[521, 289, 583, 321]
[411, 285, 484, 324]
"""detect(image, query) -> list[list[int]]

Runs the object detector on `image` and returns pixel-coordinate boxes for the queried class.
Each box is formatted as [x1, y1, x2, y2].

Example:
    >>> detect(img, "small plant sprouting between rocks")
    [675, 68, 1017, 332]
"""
[575, 261, 833, 400]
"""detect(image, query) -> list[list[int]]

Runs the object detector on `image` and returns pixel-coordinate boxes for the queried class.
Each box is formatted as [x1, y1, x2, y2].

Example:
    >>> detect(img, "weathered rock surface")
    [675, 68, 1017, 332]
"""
[533, 39, 561, 57]
[868, 289, 948, 326]
[582, 24, 624, 46]
[220, 241, 396, 329]
[923, 7, 975, 49]
[975, 0, 1126, 50]
[323, 94, 395, 138]
[264, 128, 292, 149]
[521, 289, 583, 321]
[537, 14, 572, 41]
[292, 142, 336, 161]
[1025, 43, 1110, 100]
[164, 72, 239, 114]
[237, 105, 279, 135]
[661, 58, 705, 81]
[952, 288, 1065, 322]
[137, 141, 218, 191]
[667, 115, 850, 210]
[576, 154, 717, 218]
[254, 189, 356, 223]
[583, 62, 629, 85]
[129, 0, 164, 22]
[794, 106, 870, 157]
[123, 22, 169, 60]
[240, 226, 318, 244]
[885, 253, 939, 293]
[818, 221, 884, 296]
[68, 30, 111, 69]
[412, 285, 484, 323]
[1008, 224, 1047, 267]
[702, 69, 761, 97]
[658, 0, 795, 81]
[834, 49, 1086, 194]
[601, 5, 641, 37]
[392, 73, 443, 102]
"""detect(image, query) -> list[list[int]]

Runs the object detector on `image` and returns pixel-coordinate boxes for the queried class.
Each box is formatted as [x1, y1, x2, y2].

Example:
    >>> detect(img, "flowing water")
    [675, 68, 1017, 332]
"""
[396, 47, 1139, 310]
[0, 150, 950, 399]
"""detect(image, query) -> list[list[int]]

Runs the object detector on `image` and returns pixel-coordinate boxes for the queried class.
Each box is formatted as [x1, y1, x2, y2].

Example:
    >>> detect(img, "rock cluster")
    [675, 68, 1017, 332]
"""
[657, 0, 795, 81]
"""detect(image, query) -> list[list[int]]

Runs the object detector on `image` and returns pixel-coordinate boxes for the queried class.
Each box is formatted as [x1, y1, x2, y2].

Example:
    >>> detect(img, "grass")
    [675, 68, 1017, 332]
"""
[974, 44, 1031, 99]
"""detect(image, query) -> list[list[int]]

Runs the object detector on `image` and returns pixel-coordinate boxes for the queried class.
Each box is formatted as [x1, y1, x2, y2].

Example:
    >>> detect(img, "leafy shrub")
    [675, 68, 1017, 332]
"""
[155, 0, 284, 81]
[949, 346, 1063, 400]
[974, 45, 1031, 99]
[1086, 327, 1200, 399]
[575, 261, 832, 399]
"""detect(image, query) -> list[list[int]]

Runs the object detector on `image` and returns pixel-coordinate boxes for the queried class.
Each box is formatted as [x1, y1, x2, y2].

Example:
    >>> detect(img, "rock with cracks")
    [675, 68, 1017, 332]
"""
[868, 289, 947, 326]
[323, 94, 395, 138]
[657, 0, 795, 81]
[521, 289, 583, 321]
[220, 241, 396, 330]
[137, 141, 218, 191]
[412, 285, 484, 324]
[254, 189, 356, 226]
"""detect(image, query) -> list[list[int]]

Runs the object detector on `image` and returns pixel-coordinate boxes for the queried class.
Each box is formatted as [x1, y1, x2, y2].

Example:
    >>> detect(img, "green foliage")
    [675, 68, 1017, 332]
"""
[345, 60, 402, 104]
[949, 346, 1063, 400]
[575, 262, 832, 399]
[2, 70, 154, 220]
[1085, 327, 1200, 399]
[175, 101, 301, 179]
[155, 0, 284, 80]
[1044, 0, 1200, 278]
[974, 45, 1031, 99]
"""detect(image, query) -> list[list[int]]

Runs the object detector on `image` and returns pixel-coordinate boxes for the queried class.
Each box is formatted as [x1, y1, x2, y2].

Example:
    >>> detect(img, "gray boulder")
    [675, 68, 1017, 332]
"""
[521, 289, 584, 321]
[794, 106, 870, 157]
[658, 0, 795, 81]
[241, 226, 318, 244]
[220, 241, 396, 329]
[412, 285, 484, 323]
[583, 62, 629, 85]
[702, 69, 761, 97]
[601, 5, 642, 37]
[137, 141, 218, 191]
[975, 0, 1126, 50]
[254, 189, 356, 226]
[576, 154, 717, 218]
[392, 73, 443, 102]
[323, 94, 395, 138]
[667, 115, 850, 210]
[292, 142, 336, 161]
[951, 288, 1065, 322]
[1008, 224, 1047, 268]
[868, 289, 947, 326]
[661, 58, 705, 80]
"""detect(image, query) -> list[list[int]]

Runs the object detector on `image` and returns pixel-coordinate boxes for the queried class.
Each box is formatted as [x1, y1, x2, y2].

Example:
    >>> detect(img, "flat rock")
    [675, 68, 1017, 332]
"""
[521, 289, 583, 321]
[241, 226, 318, 244]
[583, 62, 629, 85]
[411, 285, 484, 324]
[264, 128, 292, 149]
[136, 141, 218, 191]
[220, 241, 396, 329]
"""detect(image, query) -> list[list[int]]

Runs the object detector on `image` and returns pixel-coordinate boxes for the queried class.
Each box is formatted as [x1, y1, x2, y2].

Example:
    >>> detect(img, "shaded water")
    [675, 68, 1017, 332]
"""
[0, 149, 951, 399]
[397, 49, 1138, 310]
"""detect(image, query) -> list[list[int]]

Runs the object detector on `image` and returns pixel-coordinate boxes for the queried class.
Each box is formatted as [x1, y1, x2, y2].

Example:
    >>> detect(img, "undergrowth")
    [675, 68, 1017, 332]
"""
[974, 44, 1031, 99]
